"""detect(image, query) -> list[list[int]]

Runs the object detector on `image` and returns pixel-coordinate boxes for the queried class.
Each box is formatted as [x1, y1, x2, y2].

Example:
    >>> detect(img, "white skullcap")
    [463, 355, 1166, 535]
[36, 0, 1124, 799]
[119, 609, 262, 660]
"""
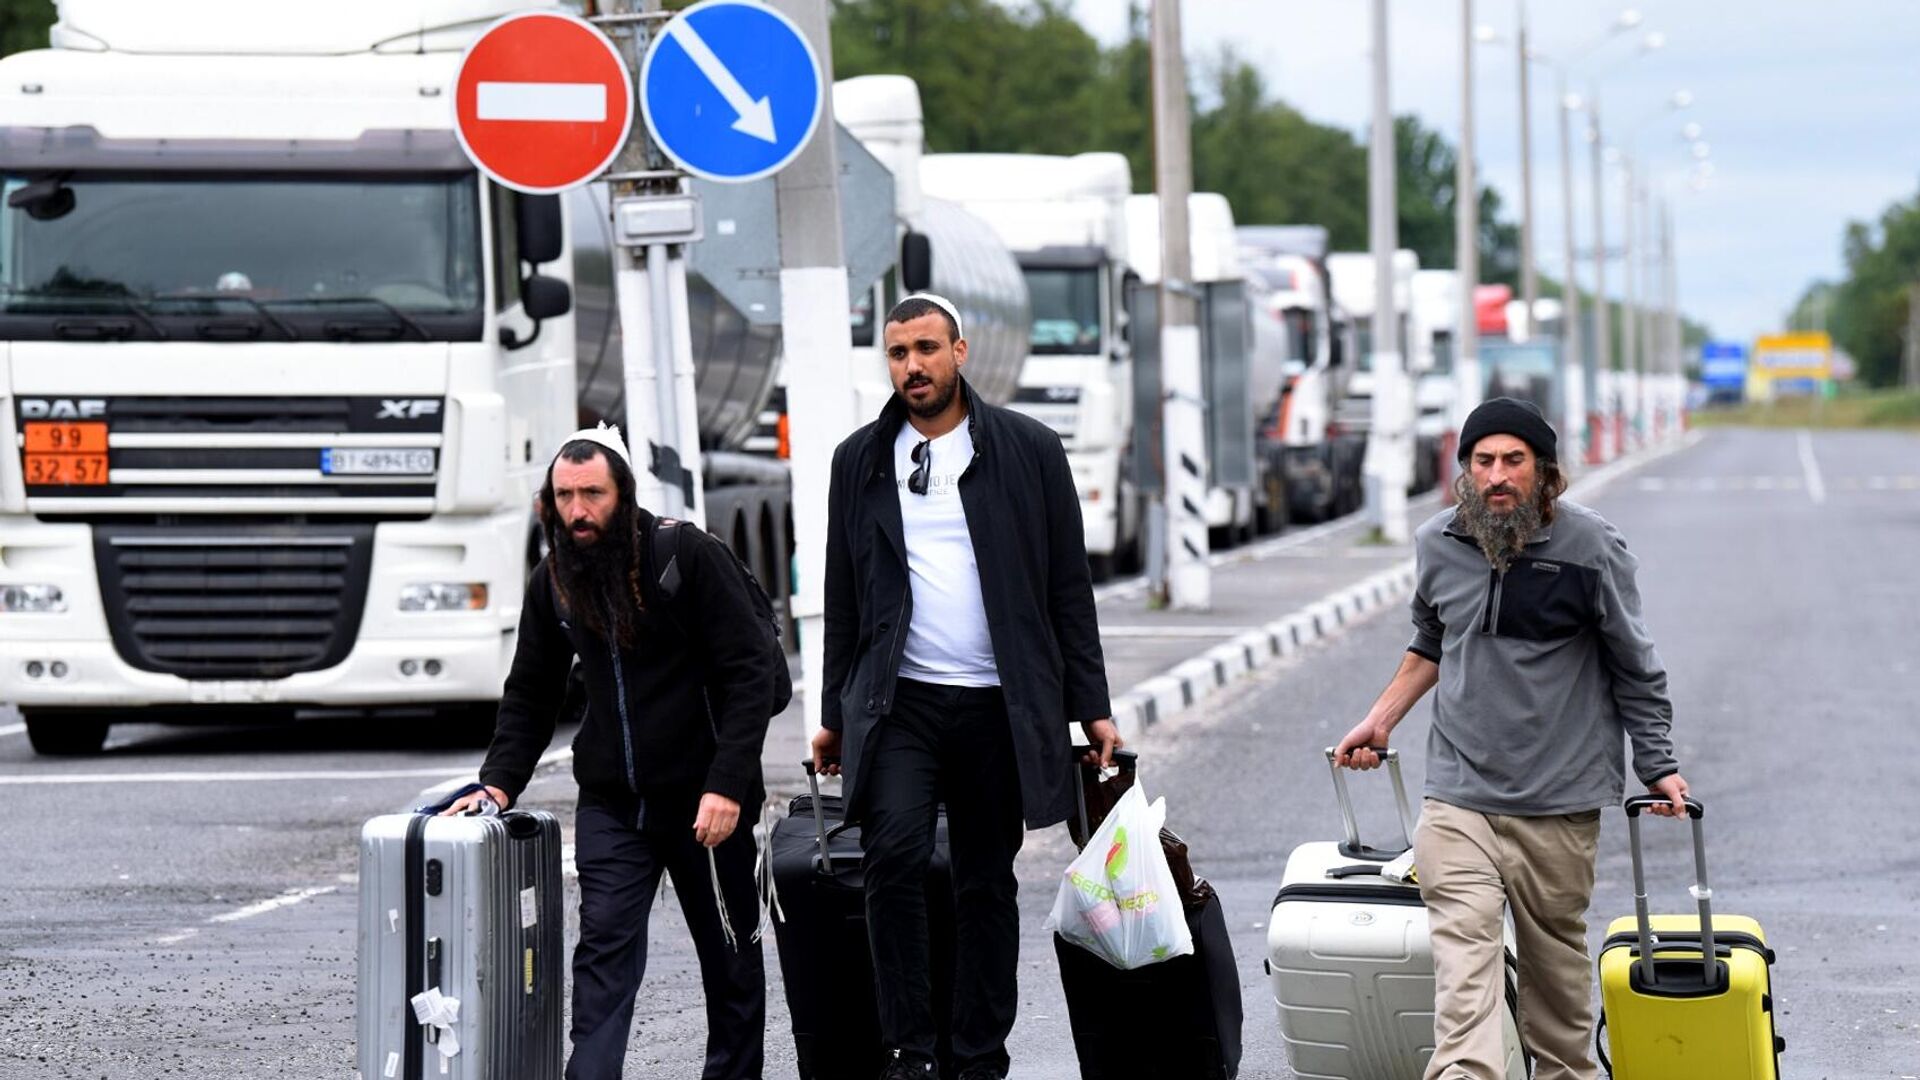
[902, 292, 964, 341]
[554, 422, 634, 471]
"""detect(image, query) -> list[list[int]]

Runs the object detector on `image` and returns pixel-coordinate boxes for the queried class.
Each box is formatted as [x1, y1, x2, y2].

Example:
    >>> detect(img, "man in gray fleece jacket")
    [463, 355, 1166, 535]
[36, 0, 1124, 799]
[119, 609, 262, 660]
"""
[1336, 398, 1691, 1080]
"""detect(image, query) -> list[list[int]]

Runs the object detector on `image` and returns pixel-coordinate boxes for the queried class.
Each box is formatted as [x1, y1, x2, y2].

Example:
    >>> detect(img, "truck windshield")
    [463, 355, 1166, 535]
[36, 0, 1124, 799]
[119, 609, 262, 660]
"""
[1283, 307, 1315, 368]
[0, 172, 482, 342]
[1024, 266, 1101, 355]
[1430, 329, 1455, 375]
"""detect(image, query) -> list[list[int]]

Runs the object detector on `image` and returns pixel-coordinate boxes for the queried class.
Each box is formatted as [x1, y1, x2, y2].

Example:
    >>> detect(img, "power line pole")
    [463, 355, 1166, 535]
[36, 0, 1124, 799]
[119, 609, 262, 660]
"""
[1557, 76, 1586, 467]
[769, 0, 857, 739]
[1588, 92, 1613, 463]
[1907, 282, 1920, 389]
[1453, 0, 1482, 487]
[603, 1, 705, 527]
[1150, 0, 1211, 610]
[1364, 0, 1411, 543]
[1515, 0, 1538, 333]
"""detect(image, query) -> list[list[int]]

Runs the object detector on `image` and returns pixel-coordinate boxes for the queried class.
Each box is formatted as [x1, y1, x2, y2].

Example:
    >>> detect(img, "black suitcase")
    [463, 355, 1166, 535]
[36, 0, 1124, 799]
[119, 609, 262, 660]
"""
[768, 762, 956, 1080]
[1053, 752, 1244, 1080]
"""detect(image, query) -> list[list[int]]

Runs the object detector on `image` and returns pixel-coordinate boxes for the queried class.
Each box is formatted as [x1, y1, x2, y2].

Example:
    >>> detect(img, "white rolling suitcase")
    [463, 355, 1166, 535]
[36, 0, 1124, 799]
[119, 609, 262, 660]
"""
[357, 806, 565, 1080]
[1266, 749, 1528, 1080]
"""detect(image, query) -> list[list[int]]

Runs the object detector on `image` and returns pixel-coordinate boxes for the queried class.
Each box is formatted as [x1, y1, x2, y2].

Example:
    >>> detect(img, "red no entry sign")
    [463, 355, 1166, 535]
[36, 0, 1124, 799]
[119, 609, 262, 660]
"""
[453, 11, 635, 194]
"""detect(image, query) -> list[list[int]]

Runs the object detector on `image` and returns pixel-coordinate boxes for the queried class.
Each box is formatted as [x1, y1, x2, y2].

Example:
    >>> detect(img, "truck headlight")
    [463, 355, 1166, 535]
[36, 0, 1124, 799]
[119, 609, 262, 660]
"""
[399, 583, 489, 612]
[0, 585, 67, 613]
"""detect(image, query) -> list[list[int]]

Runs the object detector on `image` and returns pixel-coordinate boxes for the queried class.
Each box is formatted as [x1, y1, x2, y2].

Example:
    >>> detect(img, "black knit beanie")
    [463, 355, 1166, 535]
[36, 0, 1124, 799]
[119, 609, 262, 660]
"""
[1457, 397, 1557, 463]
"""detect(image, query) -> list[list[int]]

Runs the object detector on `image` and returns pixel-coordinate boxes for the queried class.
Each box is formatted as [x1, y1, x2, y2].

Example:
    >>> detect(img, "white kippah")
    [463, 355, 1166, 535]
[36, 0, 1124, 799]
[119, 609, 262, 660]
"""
[554, 422, 634, 470]
[903, 292, 964, 341]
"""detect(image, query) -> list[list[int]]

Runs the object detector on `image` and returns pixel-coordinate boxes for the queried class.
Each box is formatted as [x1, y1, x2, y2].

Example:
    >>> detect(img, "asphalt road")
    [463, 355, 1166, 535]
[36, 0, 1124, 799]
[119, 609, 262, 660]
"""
[2, 426, 1916, 1078]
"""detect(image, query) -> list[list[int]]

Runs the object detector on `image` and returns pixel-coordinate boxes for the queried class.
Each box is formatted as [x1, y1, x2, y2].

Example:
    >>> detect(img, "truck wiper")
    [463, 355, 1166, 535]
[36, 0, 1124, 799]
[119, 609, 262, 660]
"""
[155, 293, 300, 342]
[3, 287, 171, 341]
[261, 296, 432, 342]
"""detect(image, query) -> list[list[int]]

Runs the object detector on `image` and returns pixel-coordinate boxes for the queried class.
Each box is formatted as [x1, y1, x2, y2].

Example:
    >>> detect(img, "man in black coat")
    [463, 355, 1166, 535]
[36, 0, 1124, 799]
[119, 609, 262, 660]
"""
[812, 294, 1122, 1080]
[443, 426, 778, 1080]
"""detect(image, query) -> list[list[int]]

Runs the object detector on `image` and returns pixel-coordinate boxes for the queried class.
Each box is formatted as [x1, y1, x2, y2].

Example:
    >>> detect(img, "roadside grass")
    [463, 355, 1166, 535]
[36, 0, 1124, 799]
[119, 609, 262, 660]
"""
[1691, 389, 1920, 431]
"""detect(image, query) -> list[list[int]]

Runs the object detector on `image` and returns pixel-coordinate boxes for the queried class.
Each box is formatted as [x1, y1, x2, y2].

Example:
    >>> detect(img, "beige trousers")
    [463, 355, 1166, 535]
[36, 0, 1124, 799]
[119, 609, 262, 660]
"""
[1415, 798, 1603, 1080]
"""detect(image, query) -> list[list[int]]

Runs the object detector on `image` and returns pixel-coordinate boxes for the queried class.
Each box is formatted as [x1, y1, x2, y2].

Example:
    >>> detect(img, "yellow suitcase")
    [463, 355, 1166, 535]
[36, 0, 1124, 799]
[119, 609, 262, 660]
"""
[1596, 797, 1785, 1079]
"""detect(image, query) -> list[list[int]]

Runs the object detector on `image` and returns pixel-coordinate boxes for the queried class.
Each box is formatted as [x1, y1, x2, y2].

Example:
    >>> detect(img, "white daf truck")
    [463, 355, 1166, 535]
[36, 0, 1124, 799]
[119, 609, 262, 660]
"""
[918, 151, 1141, 580]
[2, 0, 824, 754]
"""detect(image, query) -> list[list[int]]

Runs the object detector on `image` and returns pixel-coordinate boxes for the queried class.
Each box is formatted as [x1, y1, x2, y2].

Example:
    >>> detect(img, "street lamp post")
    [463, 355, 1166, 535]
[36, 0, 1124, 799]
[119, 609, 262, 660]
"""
[1515, 1, 1537, 328]
[1364, 0, 1411, 543]
[1455, 0, 1481, 479]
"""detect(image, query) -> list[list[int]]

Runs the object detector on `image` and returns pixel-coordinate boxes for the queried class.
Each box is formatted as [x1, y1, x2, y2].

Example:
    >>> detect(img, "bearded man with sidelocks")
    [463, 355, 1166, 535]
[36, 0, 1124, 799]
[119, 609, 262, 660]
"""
[1334, 397, 1693, 1080]
[444, 424, 778, 1080]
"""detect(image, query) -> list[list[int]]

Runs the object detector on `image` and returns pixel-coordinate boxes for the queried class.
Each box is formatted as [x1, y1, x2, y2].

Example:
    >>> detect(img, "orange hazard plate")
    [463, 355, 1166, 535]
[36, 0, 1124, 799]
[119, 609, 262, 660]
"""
[23, 421, 108, 453]
[23, 453, 109, 486]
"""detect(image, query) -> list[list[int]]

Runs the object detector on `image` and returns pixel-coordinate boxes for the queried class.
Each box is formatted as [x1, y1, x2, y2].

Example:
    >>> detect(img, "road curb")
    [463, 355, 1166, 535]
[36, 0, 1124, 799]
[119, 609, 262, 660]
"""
[1111, 435, 1702, 738]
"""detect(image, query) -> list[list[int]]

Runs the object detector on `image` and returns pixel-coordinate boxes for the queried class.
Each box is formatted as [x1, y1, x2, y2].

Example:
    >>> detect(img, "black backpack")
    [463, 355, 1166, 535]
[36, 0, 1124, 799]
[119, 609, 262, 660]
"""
[648, 518, 794, 717]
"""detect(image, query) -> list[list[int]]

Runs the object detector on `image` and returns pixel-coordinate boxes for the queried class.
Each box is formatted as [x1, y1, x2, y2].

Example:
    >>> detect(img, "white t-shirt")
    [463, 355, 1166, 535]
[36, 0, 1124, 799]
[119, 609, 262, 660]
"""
[893, 420, 999, 687]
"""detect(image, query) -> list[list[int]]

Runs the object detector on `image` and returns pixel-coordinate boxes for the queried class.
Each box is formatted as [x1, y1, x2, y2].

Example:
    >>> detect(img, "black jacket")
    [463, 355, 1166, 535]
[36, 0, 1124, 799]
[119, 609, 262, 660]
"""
[480, 510, 777, 809]
[823, 379, 1111, 828]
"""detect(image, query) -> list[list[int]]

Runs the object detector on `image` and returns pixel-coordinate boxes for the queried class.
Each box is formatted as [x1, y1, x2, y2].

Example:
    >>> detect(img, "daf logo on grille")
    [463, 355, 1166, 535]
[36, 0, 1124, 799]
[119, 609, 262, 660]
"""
[377, 399, 442, 421]
[19, 398, 107, 420]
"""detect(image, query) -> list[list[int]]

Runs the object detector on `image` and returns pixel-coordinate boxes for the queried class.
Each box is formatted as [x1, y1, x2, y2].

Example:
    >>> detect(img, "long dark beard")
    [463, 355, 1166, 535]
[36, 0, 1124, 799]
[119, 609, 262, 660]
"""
[1453, 472, 1545, 572]
[551, 503, 641, 647]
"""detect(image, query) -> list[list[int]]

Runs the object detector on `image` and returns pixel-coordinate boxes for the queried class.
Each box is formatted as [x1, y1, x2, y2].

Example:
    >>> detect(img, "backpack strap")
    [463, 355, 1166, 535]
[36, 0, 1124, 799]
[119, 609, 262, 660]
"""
[646, 518, 691, 640]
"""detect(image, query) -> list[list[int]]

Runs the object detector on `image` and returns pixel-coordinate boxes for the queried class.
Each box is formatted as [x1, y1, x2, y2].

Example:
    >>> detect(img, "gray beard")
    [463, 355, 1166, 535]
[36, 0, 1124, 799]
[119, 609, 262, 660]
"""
[1453, 473, 1544, 572]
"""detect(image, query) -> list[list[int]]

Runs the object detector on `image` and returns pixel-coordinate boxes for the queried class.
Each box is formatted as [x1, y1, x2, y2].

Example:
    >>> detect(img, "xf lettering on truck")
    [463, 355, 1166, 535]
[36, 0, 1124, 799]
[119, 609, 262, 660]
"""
[19, 398, 108, 420]
[377, 399, 442, 421]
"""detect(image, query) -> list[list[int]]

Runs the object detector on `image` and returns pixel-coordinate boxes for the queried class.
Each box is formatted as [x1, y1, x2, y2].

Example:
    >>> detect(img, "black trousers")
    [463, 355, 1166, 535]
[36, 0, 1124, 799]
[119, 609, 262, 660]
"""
[567, 789, 766, 1080]
[861, 678, 1025, 1072]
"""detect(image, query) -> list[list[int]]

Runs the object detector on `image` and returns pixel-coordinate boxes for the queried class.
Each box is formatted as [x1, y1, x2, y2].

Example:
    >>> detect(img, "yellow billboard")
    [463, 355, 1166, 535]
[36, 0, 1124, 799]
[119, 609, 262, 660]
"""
[1748, 332, 1832, 399]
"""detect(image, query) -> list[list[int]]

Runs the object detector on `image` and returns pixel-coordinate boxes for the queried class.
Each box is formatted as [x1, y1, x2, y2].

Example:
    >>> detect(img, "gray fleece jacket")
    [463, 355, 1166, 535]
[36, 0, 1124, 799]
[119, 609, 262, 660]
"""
[1408, 499, 1678, 815]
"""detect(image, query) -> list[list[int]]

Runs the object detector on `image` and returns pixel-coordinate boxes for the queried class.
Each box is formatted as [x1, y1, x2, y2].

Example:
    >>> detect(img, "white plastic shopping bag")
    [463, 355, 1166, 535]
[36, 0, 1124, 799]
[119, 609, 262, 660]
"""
[1043, 784, 1194, 970]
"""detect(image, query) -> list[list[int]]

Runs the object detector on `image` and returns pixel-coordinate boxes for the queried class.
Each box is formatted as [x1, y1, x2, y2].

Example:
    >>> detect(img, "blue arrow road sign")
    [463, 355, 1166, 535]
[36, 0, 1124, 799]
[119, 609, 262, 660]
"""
[640, 0, 824, 183]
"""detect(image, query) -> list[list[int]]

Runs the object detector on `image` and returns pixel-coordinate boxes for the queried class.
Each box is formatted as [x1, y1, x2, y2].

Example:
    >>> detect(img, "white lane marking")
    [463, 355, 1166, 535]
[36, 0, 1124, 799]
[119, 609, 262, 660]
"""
[1797, 429, 1827, 505]
[0, 765, 470, 786]
[0, 723, 25, 739]
[1868, 475, 1891, 491]
[476, 81, 606, 122]
[208, 885, 338, 924]
[150, 885, 338, 946]
[1638, 477, 1668, 491]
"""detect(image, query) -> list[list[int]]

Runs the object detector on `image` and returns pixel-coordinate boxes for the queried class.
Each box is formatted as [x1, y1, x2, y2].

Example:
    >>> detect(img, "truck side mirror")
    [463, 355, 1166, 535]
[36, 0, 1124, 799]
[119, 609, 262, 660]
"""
[900, 231, 933, 293]
[521, 274, 571, 321]
[516, 194, 564, 266]
[500, 275, 572, 350]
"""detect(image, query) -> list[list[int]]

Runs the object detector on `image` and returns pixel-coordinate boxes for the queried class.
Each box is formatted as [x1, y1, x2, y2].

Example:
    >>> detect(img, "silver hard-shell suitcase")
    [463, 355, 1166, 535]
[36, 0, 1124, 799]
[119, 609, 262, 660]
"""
[1266, 749, 1528, 1080]
[357, 810, 564, 1080]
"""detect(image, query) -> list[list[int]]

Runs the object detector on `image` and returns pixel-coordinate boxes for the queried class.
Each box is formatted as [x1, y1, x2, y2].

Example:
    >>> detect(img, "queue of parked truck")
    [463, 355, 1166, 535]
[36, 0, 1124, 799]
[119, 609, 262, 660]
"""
[0, 0, 1581, 753]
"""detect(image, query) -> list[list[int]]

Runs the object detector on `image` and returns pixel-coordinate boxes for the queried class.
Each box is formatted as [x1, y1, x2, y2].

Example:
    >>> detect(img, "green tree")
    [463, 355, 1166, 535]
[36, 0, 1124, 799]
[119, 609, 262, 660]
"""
[1, 0, 54, 57]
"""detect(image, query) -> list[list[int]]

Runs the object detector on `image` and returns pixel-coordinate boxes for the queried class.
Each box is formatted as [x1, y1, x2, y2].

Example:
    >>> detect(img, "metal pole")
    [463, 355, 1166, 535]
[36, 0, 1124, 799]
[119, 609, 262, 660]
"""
[604, 2, 702, 525]
[1364, 0, 1410, 543]
[1664, 199, 1681, 437]
[769, 0, 857, 740]
[1634, 176, 1652, 445]
[1151, 0, 1211, 610]
[1454, 0, 1482, 468]
[1588, 93, 1613, 463]
[1619, 155, 1637, 452]
[1557, 73, 1585, 469]
[1516, 0, 1538, 331]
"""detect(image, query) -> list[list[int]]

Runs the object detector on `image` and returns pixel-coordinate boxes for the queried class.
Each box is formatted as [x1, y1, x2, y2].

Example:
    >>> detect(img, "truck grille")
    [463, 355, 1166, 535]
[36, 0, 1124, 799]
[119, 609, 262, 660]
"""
[94, 528, 374, 680]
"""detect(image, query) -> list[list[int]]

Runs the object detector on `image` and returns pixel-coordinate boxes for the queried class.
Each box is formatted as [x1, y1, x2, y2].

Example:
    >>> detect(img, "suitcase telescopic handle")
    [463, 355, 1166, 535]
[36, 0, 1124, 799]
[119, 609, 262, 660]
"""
[802, 759, 839, 869]
[1323, 746, 1416, 857]
[1622, 795, 1714, 990]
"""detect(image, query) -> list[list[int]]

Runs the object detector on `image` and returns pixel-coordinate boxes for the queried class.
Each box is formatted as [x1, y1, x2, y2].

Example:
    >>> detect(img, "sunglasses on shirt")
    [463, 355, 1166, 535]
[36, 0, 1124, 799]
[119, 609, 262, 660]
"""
[908, 439, 931, 496]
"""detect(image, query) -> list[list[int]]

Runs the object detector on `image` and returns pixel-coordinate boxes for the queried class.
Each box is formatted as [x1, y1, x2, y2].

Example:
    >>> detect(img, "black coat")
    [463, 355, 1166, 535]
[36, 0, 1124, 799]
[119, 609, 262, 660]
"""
[822, 380, 1111, 828]
[480, 510, 777, 810]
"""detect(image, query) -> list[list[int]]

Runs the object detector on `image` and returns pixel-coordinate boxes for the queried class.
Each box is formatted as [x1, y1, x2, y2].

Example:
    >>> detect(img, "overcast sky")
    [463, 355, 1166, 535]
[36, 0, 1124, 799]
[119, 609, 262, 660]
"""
[1057, 1, 1920, 342]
